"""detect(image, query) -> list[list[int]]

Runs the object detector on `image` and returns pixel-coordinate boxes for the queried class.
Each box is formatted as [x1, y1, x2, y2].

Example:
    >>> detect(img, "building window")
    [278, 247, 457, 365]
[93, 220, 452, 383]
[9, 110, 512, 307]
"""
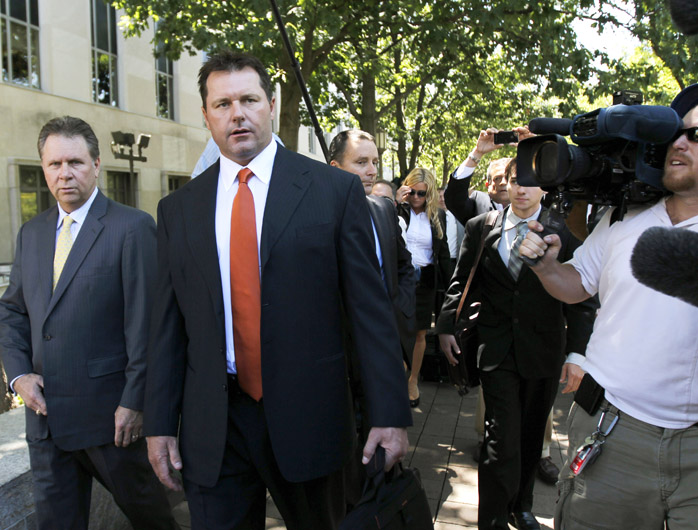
[308, 127, 315, 154]
[155, 38, 174, 120]
[19, 165, 54, 223]
[0, 0, 40, 89]
[90, 0, 118, 106]
[168, 175, 189, 193]
[104, 170, 135, 206]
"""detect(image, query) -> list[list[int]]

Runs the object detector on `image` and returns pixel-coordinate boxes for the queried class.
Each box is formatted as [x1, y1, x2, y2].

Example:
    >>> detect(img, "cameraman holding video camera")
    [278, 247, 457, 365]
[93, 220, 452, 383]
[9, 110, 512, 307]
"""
[520, 85, 698, 530]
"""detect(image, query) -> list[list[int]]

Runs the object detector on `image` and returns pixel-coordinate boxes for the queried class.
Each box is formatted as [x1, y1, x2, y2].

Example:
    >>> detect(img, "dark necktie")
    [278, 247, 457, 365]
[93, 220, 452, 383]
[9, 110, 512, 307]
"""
[229, 168, 262, 400]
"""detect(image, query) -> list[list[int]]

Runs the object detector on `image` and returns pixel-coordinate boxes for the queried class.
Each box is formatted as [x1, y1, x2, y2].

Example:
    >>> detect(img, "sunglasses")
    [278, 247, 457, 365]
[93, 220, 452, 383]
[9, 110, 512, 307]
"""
[672, 126, 698, 143]
[408, 189, 427, 197]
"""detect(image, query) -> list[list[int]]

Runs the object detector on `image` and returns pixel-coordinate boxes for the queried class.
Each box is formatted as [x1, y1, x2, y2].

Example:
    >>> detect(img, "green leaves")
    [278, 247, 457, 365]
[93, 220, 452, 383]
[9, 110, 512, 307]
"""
[112, 0, 691, 175]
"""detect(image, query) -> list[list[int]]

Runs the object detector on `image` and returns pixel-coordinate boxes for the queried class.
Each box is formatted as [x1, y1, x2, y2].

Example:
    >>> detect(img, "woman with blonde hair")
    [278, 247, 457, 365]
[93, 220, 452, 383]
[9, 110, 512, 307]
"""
[397, 168, 451, 407]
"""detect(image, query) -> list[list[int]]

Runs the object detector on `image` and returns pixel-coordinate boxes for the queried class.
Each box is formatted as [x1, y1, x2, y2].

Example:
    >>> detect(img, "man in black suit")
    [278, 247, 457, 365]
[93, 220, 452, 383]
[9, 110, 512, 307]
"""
[445, 126, 563, 484]
[437, 160, 595, 530]
[329, 129, 416, 370]
[144, 51, 411, 529]
[0, 117, 177, 529]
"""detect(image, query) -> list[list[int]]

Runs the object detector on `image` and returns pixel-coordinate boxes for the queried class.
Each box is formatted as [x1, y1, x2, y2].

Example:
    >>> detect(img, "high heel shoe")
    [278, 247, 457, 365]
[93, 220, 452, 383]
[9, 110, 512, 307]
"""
[408, 380, 420, 408]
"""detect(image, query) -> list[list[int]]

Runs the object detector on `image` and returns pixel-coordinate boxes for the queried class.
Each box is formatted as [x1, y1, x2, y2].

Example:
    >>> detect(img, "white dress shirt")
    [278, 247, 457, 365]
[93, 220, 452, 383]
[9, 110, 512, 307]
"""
[405, 209, 433, 268]
[497, 205, 541, 264]
[445, 210, 459, 259]
[215, 140, 277, 374]
[55, 187, 99, 244]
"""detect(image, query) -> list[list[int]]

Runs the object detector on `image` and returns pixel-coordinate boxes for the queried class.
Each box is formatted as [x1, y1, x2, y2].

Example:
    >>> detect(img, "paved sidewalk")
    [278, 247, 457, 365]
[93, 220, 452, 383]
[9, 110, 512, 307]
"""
[172, 380, 574, 529]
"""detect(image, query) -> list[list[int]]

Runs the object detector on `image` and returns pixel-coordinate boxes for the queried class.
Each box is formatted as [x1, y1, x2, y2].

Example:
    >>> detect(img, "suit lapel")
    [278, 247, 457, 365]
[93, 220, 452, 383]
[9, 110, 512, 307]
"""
[182, 162, 225, 323]
[486, 211, 514, 283]
[260, 147, 312, 269]
[367, 197, 396, 295]
[38, 208, 59, 309]
[46, 191, 107, 314]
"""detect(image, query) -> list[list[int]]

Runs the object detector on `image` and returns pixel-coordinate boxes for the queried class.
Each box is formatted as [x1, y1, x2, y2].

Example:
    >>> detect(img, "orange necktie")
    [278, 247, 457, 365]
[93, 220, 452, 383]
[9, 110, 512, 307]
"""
[229, 168, 262, 400]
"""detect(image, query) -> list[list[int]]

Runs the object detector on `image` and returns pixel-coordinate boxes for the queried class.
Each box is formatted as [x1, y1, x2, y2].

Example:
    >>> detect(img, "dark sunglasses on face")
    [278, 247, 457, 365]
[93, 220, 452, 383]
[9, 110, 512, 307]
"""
[408, 189, 427, 197]
[672, 126, 698, 143]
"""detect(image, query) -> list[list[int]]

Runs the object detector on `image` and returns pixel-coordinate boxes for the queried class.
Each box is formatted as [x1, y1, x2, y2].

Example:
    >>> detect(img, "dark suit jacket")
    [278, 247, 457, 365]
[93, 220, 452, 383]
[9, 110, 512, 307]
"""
[144, 146, 412, 487]
[435, 208, 596, 379]
[0, 191, 157, 450]
[444, 172, 500, 226]
[397, 205, 452, 291]
[366, 195, 416, 359]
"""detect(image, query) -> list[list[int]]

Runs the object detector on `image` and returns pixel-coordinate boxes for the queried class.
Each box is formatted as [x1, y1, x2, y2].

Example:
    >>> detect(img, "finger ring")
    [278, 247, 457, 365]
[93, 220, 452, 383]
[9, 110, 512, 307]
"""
[35, 409, 41, 415]
[131, 434, 138, 440]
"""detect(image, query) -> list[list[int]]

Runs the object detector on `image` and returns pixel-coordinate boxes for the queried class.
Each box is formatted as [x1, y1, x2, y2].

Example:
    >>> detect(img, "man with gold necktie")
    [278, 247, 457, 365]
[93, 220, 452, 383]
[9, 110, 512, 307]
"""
[144, 50, 411, 529]
[0, 117, 177, 529]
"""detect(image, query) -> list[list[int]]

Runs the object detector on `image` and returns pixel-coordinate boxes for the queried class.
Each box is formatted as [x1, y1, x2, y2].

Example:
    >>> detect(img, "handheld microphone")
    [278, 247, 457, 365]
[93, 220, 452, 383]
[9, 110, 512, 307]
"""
[630, 226, 698, 308]
[528, 118, 573, 136]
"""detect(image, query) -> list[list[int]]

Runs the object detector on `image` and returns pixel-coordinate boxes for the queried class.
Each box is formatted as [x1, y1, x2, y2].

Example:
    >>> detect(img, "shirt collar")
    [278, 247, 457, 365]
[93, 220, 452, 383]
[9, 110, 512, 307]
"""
[219, 139, 277, 190]
[653, 196, 698, 228]
[56, 187, 98, 229]
[503, 204, 541, 231]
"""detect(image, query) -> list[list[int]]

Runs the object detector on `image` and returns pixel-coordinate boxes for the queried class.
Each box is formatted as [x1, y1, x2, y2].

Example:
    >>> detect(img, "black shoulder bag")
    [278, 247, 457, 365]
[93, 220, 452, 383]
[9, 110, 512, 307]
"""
[447, 210, 498, 395]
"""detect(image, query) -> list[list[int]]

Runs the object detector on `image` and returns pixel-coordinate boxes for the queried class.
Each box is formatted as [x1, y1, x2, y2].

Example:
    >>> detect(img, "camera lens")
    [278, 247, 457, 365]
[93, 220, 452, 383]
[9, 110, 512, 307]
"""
[532, 141, 560, 186]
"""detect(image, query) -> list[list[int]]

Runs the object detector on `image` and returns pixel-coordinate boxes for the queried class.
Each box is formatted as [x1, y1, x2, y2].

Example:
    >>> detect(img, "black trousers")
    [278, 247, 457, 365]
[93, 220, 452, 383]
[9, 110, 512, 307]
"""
[27, 435, 177, 530]
[477, 352, 559, 530]
[184, 375, 347, 530]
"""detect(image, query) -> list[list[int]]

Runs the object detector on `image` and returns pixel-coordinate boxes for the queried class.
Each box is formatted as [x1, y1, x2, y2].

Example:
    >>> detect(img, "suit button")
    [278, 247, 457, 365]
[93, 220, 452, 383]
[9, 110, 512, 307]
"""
[44, 334, 51, 341]
[514, 290, 520, 296]
[513, 318, 519, 324]
[223, 384, 228, 391]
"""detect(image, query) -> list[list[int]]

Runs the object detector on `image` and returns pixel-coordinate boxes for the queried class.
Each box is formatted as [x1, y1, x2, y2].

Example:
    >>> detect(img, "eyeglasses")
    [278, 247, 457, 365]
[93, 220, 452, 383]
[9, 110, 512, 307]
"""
[672, 127, 698, 143]
[408, 189, 427, 197]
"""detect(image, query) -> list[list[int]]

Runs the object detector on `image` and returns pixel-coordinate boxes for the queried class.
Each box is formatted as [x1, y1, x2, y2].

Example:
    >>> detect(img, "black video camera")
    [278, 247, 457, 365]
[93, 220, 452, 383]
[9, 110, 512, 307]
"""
[517, 101, 682, 222]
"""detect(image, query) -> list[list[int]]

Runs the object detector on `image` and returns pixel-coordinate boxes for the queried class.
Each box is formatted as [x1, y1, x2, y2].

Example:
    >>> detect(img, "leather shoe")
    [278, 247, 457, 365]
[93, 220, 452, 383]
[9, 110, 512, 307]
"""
[509, 511, 541, 530]
[537, 456, 560, 485]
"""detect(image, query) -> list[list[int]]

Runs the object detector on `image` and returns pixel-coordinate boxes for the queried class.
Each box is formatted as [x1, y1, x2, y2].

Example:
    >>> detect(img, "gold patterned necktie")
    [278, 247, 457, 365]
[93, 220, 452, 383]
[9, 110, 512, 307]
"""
[53, 216, 75, 291]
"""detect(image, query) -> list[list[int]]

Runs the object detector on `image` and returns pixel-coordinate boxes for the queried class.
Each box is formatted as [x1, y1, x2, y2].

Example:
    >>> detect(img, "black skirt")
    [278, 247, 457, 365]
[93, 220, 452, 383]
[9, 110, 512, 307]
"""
[415, 264, 436, 330]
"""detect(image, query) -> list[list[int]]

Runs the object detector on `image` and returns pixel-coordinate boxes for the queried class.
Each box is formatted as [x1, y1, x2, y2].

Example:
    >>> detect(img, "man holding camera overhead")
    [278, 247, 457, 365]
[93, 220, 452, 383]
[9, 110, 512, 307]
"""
[521, 85, 698, 530]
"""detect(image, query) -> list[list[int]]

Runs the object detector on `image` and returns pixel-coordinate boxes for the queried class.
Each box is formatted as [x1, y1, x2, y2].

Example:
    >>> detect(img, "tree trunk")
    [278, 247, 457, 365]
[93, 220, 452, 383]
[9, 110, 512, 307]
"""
[408, 83, 426, 171]
[278, 78, 302, 152]
[395, 87, 408, 181]
[393, 47, 408, 181]
[358, 68, 377, 135]
[441, 147, 451, 185]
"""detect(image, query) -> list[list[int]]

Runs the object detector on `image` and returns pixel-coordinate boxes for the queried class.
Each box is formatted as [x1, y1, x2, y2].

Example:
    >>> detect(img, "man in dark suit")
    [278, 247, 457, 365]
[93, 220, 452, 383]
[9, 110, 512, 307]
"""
[445, 126, 564, 483]
[0, 117, 177, 529]
[144, 51, 411, 529]
[437, 160, 596, 530]
[328, 129, 416, 370]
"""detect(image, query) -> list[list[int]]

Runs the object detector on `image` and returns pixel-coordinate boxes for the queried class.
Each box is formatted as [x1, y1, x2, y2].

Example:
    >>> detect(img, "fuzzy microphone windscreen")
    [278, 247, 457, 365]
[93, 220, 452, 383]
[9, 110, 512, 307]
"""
[630, 226, 698, 307]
